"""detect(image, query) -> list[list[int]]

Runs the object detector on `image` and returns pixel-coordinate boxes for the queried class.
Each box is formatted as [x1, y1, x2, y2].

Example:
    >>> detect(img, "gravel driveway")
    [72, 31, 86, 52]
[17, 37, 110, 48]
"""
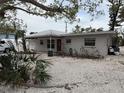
[1, 53, 124, 93]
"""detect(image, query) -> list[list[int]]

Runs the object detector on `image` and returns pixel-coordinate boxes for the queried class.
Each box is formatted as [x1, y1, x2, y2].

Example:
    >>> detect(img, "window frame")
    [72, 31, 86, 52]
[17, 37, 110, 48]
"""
[40, 40, 43, 45]
[66, 39, 71, 44]
[84, 38, 96, 46]
[47, 39, 55, 49]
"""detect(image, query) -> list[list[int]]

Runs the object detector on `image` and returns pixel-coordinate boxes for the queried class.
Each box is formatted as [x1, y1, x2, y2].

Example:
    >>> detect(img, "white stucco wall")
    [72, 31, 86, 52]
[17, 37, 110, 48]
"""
[62, 35, 113, 56]
[27, 38, 58, 52]
[27, 34, 113, 56]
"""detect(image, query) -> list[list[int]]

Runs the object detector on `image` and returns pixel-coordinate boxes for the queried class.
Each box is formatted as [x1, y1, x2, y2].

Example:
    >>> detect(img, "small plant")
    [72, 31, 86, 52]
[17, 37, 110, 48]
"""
[80, 46, 89, 57]
[33, 60, 51, 84]
[0, 52, 51, 86]
[69, 48, 73, 56]
[73, 49, 79, 57]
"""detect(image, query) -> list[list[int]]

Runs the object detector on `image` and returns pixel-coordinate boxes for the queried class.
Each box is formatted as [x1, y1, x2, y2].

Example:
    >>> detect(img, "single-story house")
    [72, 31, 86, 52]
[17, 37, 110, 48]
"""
[25, 30, 115, 56]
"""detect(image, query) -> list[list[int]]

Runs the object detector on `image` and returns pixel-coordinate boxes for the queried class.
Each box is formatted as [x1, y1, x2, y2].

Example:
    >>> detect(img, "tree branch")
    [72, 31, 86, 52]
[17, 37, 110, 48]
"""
[0, 0, 65, 13]
[0, 0, 78, 21]
[19, 0, 64, 13]
[59, 0, 65, 8]
[0, 5, 52, 18]
[14, 6, 48, 16]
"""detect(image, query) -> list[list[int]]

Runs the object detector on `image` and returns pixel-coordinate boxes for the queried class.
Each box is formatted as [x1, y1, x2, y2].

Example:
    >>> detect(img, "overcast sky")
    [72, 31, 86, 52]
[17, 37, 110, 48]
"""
[17, 0, 110, 34]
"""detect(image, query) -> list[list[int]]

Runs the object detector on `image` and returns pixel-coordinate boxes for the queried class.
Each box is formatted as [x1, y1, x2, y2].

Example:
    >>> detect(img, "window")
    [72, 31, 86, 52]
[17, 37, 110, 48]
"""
[47, 39, 55, 49]
[40, 40, 43, 45]
[66, 39, 71, 44]
[84, 38, 96, 46]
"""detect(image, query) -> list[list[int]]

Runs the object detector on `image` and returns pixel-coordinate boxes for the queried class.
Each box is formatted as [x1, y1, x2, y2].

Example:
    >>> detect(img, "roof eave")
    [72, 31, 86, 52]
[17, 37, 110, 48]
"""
[25, 35, 62, 39]
[25, 31, 116, 39]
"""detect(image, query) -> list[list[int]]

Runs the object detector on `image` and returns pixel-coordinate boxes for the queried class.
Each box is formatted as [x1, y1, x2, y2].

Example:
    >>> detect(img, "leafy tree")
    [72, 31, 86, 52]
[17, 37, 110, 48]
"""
[115, 27, 124, 46]
[85, 26, 92, 32]
[0, 16, 17, 37]
[0, 0, 104, 21]
[108, 0, 124, 31]
[0, 0, 79, 21]
[73, 25, 81, 33]
[118, 6, 124, 23]
[108, 0, 124, 45]
[96, 27, 104, 32]
[0, 0, 105, 38]
[73, 26, 104, 33]
[81, 28, 85, 32]
[85, 27, 104, 32]
[0, 12, 28, 54]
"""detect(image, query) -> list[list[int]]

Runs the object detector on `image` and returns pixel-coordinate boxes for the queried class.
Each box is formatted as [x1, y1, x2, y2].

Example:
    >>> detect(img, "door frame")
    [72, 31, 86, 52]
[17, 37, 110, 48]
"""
[57, 39, 61, 52]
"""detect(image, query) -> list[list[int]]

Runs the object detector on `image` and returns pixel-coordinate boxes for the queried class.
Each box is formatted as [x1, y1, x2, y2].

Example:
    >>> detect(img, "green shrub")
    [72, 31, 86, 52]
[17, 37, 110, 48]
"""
[0, 53, 51, 86]
[33, 60, 51, 84]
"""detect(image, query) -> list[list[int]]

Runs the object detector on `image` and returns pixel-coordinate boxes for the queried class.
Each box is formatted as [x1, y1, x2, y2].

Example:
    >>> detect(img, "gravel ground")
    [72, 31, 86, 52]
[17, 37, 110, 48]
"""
[1, 48, 124, 93]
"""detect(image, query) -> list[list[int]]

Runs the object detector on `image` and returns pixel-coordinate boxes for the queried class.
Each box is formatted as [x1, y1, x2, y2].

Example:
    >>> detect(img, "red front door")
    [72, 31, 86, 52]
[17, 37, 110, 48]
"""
[57, 39, 61, 51]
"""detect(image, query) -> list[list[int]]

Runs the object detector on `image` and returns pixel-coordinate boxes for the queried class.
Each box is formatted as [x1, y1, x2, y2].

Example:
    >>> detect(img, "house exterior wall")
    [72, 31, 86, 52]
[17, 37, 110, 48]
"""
[27, 38, 58, 52]
[62, 35, 113, 56]
[27, 34, 113, 56]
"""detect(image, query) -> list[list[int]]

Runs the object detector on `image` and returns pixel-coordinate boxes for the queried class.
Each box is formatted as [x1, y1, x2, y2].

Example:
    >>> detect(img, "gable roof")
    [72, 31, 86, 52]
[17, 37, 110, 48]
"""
[26, 30, 116, 39]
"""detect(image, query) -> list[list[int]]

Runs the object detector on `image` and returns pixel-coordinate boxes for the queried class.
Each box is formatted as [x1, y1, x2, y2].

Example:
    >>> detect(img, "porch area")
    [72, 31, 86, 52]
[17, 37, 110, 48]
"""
[25, 30, 67, 55]
[27, 37, 63, 55]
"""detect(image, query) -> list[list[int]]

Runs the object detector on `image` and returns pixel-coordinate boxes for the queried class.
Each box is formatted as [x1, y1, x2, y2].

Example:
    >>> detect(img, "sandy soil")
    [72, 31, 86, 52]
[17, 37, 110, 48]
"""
[1, 51, 124, 93]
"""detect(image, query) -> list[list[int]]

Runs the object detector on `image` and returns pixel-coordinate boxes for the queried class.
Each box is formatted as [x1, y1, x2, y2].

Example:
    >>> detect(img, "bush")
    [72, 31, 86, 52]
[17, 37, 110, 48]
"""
[33, 60, 51, 84]
[0, 53, 51, 86]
